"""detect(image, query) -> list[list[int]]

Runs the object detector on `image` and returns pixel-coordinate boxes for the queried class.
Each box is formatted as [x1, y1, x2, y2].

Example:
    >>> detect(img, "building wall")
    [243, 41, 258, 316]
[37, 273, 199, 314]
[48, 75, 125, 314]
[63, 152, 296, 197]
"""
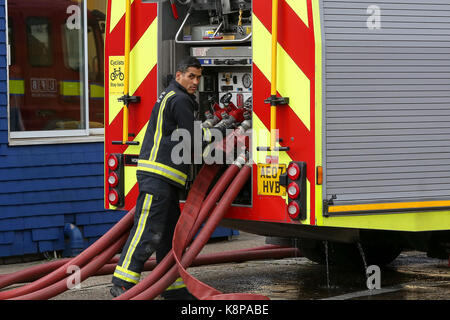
[0, 0, 125, 258]
[0, 0, 237, 259]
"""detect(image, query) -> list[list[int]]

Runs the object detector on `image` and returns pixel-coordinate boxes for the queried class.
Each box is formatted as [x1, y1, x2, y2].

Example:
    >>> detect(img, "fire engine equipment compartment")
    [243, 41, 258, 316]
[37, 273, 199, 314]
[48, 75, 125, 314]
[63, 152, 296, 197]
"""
[156, 0, 253, 204]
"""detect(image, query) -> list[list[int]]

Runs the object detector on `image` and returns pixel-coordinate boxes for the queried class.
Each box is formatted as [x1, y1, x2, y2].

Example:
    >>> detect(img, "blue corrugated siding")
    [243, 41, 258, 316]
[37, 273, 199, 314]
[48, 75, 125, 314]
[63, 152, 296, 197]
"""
[0, 141, 126, 257]
[0, 0, 125, 258]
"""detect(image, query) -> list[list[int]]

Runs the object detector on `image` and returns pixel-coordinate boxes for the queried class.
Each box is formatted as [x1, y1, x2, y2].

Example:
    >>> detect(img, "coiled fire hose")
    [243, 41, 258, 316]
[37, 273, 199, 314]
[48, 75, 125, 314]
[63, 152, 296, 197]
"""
[0, 131, 301, 300]
[172, 159, 269, 300]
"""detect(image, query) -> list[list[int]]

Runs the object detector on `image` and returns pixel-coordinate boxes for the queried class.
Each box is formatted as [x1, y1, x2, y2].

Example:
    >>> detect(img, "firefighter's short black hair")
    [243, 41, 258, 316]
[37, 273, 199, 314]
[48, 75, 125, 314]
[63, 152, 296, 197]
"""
[176, 56, 202, 73]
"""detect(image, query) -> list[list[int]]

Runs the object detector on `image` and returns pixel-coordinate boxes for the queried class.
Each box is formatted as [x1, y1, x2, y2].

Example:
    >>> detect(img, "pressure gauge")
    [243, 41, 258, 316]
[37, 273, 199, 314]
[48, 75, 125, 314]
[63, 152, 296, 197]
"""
[242, 73, 252, 89]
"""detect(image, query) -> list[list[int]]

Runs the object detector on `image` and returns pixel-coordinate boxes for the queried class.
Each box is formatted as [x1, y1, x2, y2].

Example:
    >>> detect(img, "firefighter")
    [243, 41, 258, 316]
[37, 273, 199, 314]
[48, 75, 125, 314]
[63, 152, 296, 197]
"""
[110, 57, 220, 299]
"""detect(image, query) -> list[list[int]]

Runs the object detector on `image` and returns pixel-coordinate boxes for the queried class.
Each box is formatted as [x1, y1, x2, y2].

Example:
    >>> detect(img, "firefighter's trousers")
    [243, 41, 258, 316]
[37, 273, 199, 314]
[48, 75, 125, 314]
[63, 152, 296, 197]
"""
[112, 174, 181, 289]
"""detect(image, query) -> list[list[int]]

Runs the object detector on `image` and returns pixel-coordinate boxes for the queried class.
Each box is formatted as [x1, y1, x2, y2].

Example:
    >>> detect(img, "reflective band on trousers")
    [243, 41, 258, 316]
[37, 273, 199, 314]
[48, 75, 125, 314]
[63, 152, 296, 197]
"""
[137, 160, 187, 186]
[166, 277, 186, 291]
[121, 193, 154, 270]
[113, 265, 141, 284]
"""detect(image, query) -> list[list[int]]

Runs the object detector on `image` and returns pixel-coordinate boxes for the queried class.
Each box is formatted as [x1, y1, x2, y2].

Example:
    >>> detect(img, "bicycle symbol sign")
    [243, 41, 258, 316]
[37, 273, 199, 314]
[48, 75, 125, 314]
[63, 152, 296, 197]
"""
[109, 56, 125, 95]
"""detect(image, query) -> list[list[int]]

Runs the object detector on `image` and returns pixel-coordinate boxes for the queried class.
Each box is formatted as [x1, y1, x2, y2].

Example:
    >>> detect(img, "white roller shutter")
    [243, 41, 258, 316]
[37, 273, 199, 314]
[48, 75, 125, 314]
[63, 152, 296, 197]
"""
[322, 0, 450, 211]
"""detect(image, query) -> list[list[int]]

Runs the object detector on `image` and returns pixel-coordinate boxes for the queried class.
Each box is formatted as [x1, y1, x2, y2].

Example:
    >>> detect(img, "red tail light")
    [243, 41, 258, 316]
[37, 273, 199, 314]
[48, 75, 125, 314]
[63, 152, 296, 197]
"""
[106, 153, 124, 207]
[287, 182, 299, 199]
[287, 162, 300, 180]
[107, 155, 119, 170]
[284, 161, 307, 221]
[108, 189, 119, 205]
[108, 172, 119, 187]
[287, 201, 300, 220]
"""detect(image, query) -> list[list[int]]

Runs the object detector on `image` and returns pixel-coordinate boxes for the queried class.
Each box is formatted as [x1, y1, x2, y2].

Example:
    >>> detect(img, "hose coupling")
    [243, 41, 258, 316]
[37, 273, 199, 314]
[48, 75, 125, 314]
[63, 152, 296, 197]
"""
[233, 152, 248, 168]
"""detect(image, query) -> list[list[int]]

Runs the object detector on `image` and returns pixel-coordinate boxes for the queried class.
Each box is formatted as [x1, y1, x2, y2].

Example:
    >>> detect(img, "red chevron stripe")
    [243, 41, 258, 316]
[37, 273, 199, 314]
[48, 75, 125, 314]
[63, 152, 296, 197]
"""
[253, 0, 314, 80]
[128, 65, 158, 139]
[253, 0, 316, 224]
[253, 65, 314, 183]
[253, 60, 316, 224]
[124, 182, 139, 211]
[105, 2, 158, 209]
[108, 2, 157, 52]
[106, 64, 157, 155]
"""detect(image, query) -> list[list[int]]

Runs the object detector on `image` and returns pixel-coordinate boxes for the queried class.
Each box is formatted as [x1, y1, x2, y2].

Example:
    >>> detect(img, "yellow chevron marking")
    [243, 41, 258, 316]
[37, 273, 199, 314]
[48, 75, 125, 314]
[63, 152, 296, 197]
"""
[129, 18, 158, 95]
[124, 165, 138, 197]
[252, 113, 291, 165]
[253, 15, 311, 130]
[108, 18, 157, 125]
[125, 122, 148, 155]
[119, 19, 157, 196]
[252, 113, 311, 222]
[285, 0, 309, 27]
[108, 92, 123, 125]
[109, 0, 135, 33]
[122, 122, 148, 197]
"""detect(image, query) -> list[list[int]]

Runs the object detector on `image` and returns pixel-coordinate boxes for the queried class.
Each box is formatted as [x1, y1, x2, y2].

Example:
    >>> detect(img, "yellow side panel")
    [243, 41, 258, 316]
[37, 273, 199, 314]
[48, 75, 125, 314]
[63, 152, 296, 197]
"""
[323, 211, 450, 232]
[312, 0, 324, 226]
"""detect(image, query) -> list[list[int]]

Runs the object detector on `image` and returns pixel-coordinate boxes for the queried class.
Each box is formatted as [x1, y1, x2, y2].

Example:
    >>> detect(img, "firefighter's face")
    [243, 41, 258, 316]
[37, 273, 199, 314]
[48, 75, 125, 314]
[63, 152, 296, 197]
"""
[176, 67, 202, 94]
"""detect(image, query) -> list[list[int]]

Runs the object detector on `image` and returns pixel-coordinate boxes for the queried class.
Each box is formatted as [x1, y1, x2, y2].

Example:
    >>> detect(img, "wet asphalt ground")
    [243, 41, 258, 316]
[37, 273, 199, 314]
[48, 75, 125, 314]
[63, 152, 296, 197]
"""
[0, 232, 448, 301]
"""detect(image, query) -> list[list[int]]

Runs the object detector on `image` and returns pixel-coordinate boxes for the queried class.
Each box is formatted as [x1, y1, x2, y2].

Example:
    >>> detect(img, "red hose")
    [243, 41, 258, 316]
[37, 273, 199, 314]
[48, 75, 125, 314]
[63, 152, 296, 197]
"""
[172, 164, 269, 300]
[10, 232, 129, 300]
[129, 163, 260, 300]
[0, 207, 135, 300]
[0, 244, 295, 290]
[0, 258, 72, 290]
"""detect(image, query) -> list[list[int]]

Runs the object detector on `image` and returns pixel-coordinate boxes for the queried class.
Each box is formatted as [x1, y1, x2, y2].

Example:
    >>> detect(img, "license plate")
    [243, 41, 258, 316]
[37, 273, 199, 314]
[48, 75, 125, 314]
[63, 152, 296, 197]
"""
[257, 163, 286, 196]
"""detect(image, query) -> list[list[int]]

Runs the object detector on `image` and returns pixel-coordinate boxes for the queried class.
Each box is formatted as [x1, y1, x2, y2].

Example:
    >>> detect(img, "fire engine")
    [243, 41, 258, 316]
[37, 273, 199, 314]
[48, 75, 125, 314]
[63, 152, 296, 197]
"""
[104, 0, 450, 266]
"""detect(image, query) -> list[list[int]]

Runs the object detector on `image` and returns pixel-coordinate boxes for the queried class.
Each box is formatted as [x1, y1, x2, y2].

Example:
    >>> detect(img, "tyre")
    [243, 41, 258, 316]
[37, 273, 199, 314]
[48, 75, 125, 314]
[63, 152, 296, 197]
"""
[299, 238, 402, 267]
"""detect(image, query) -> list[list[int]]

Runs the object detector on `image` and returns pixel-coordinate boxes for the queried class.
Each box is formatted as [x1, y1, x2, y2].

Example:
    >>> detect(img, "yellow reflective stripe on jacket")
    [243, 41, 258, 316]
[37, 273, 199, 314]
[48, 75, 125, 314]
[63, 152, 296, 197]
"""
[137, 160, 187, 186]
[122, 193, 153, 270]
[149, 90, 176, 161]
[9, 79, 25, 95]
[166, 277, 186, 291]
[202, 127, 212, 142]
[113, 265, 141, 284]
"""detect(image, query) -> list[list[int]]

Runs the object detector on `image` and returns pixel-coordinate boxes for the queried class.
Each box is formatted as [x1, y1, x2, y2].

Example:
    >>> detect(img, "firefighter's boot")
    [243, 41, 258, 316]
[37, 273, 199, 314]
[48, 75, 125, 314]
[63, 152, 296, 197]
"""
[161, 277, 197, 300]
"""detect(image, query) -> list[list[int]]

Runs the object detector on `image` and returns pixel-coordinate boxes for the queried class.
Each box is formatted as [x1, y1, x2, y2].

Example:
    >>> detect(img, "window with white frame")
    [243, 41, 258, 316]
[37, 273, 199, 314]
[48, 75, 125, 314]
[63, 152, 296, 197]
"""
[7, 0, 106, 141]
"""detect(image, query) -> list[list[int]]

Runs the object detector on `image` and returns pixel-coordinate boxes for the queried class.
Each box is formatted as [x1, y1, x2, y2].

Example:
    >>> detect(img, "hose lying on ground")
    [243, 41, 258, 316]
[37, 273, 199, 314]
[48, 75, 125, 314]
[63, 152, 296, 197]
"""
[0, 161, 300, 300]
[0, 245, 298, 290]
[0, 208, 135, 300]
[0, 132, 301, 299]
[172, 162, 270, 300]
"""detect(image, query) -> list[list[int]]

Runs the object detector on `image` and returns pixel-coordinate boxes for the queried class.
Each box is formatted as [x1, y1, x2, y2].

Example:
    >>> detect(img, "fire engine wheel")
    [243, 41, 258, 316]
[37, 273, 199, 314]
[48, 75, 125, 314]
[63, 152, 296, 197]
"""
[299, 238, 402, 268]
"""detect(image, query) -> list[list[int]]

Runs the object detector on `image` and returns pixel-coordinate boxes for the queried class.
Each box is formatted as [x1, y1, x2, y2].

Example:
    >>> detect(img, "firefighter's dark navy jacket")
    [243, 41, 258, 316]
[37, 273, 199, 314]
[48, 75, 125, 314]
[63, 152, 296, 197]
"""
[137, 80, 214, 188]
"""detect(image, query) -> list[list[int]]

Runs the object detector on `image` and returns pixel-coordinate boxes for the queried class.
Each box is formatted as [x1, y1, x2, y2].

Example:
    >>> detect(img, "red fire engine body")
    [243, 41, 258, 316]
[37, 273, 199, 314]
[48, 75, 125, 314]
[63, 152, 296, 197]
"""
[104, 0, 450, 264]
